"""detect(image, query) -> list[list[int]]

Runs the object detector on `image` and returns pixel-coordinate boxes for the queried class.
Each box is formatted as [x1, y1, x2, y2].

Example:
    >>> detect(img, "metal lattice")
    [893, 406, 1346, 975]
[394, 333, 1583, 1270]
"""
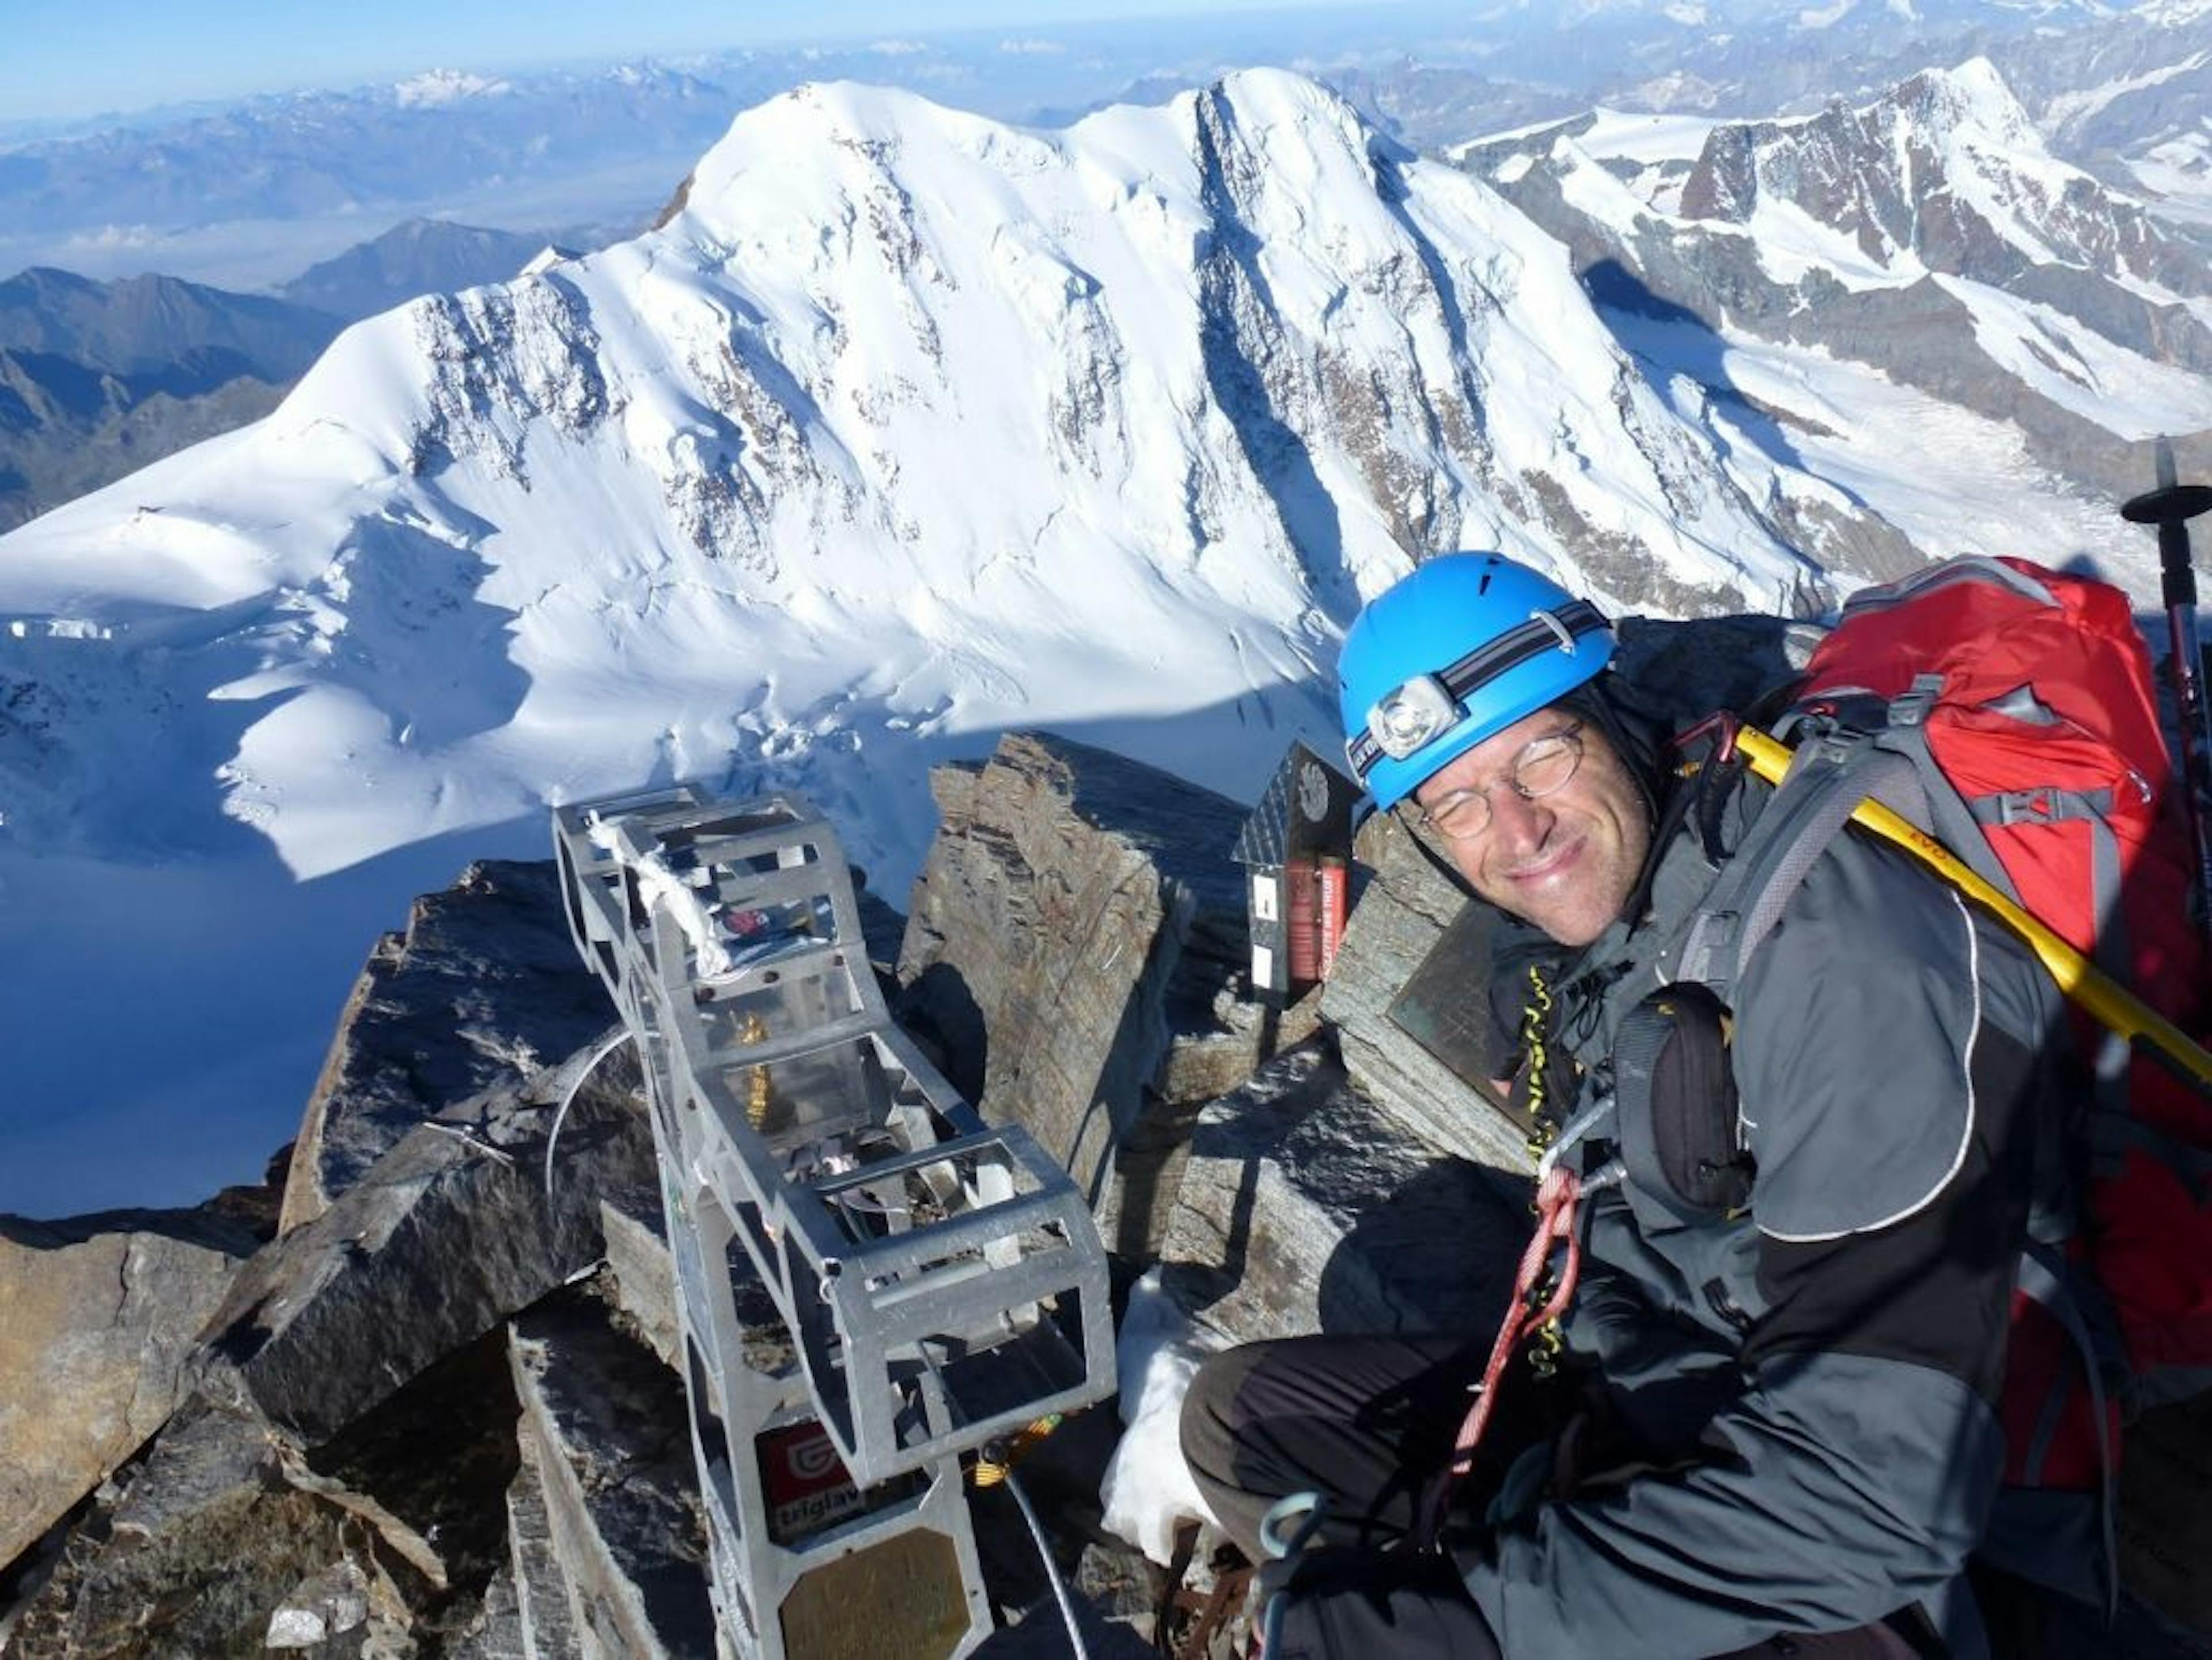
[554, 784, 1113, 1658]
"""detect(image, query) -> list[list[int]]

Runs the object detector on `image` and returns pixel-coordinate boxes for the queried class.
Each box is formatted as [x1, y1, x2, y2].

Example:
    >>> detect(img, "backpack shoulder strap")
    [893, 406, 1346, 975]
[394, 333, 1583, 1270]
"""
[1662, 732, 1925, 1002]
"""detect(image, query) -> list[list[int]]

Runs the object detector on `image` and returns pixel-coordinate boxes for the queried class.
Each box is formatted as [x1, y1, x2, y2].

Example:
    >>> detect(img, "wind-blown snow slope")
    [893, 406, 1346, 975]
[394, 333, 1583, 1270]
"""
[1, 70, 1818, 887]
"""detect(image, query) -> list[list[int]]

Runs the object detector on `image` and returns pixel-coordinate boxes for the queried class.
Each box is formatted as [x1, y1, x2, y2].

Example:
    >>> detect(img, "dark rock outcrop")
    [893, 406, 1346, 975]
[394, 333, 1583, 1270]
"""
[1160, 1043, 1525, 1344]
[201, 1046, 655, 1446]
[281, 859, 620, 1234]
[506, 1280, 714, 1658]
[6, 1402, 416, 1657]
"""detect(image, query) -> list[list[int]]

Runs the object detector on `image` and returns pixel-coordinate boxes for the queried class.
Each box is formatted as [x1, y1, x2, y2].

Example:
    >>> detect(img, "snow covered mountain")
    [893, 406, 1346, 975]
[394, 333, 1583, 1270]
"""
[1675, 59, 2207, 300]
[0, 66, 2196, 1217]
[1994, 0, 2212, 220]
[0, 71, 1857, 882]
[0, 69, 1873, 1213]
[1460, 59, 2212, 509]
[1323, 2, 2212, 236]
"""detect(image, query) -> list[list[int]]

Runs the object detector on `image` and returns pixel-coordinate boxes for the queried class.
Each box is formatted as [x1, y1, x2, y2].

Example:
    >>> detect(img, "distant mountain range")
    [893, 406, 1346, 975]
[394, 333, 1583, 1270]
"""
[1457, 58, 2212, 503]
[275, 218, 559, 321]
[1276, 2, 2212, 241]
[0, 268, 336, 529]
[0, 63, 741, 249]
[3, 1, 2206, 283]
[0, 221, 560, 527]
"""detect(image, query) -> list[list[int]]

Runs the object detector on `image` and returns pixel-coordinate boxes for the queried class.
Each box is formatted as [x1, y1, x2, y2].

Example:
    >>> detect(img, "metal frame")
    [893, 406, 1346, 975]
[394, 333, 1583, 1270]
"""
[552, 784, 1113, 1658]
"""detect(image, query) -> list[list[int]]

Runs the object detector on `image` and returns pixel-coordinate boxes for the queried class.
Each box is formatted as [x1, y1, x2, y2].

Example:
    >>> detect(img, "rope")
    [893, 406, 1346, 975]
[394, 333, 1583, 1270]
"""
[1002, 1462, 1090, 1660]
[1518, 963, 1556, 1164]
[1516, 965, 1569, 1379]
[927, 1355, 1084, 1658]
[1421, 1162, 1586, 1544]
[542, 1026, 635, 1201]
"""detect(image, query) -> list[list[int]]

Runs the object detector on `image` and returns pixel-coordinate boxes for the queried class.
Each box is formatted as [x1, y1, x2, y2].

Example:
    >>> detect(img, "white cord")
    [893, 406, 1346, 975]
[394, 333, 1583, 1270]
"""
[544, 1026, 637, 1200]
[1003, 1464, 1090, 1660]
[425, 1121, 516, 1167]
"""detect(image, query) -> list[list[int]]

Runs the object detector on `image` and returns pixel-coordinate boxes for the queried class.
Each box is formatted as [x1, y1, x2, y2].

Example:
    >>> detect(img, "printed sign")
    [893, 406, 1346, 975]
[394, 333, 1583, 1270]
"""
[759, 1420, 866, 1542]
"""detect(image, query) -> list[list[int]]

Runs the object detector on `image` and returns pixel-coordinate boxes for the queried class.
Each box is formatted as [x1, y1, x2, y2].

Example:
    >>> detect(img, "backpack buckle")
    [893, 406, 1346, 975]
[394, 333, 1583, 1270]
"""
[1888, 673, 1946, 728]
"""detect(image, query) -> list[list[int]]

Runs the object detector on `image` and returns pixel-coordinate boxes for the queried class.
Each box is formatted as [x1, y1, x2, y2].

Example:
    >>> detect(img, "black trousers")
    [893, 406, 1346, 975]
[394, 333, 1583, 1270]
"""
[1181, 1332, 1937, 1659]
[1181, 1332, 1495, 1561]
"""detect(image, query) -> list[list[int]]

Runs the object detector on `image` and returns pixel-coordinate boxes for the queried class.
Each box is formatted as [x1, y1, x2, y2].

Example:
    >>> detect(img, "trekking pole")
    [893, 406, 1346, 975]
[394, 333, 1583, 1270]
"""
[1732, 727, 2212, 1094]
[2122, 437, 2212, 955]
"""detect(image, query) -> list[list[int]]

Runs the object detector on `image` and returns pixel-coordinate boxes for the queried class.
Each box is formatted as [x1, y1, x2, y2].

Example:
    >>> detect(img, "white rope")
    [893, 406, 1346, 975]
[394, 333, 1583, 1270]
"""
[543, 1026, 637, 1201]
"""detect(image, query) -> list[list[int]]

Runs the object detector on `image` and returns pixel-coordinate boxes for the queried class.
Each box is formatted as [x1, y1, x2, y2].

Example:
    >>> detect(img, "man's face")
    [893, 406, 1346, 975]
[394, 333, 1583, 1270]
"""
[1411, 704, 1652, 947]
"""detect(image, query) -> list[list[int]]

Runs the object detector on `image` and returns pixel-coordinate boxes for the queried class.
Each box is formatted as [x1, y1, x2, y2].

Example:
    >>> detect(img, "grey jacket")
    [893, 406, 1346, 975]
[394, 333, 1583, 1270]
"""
[1460, 773, 2061, 1657]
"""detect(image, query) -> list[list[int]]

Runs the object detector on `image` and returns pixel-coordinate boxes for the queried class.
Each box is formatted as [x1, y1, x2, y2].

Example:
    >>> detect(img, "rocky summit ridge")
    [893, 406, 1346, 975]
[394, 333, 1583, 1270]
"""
[6, 655, 2212, 1653]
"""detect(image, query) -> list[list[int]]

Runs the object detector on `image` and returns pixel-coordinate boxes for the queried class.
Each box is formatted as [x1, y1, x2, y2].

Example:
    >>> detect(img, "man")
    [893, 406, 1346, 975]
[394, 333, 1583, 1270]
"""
[1181, 552, 2068, 1657]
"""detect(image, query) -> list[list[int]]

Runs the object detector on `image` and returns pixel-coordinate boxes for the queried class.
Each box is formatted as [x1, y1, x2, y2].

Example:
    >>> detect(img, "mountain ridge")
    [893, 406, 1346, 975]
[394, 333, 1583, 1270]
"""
[1460, 57, 2212, 516]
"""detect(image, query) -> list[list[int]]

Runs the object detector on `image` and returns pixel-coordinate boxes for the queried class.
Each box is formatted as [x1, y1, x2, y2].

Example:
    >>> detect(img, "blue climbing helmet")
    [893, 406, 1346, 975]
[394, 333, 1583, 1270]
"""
[1339, 552, 1615, 811]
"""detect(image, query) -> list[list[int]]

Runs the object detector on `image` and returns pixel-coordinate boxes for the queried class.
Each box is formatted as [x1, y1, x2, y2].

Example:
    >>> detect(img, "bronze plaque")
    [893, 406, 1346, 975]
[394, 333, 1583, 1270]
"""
[778, 1528, 975, 1660]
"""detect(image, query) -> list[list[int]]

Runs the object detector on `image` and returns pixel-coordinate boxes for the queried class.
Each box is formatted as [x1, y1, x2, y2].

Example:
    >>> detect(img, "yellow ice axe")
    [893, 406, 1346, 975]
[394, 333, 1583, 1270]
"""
[1732, 725, 2212, 1094]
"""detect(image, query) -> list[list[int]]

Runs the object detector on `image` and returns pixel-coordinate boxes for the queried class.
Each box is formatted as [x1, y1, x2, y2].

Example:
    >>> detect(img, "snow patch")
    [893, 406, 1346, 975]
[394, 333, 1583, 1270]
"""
[1796, 0, 1857, 26]
[1099, 1269, 1221, 1566]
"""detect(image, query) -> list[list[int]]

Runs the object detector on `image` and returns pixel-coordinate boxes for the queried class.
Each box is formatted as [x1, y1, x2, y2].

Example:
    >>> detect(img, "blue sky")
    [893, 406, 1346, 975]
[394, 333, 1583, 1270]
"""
[1, 0, 1386, 120]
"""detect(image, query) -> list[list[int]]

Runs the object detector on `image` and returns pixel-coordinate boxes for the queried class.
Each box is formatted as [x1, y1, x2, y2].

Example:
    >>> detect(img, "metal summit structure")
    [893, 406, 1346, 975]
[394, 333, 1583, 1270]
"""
[552, 783, 1113, 1658]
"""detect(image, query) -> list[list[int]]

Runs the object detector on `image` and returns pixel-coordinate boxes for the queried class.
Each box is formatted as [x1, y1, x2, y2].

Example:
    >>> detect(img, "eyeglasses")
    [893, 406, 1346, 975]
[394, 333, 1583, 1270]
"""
[1416, 725, 1584, 841]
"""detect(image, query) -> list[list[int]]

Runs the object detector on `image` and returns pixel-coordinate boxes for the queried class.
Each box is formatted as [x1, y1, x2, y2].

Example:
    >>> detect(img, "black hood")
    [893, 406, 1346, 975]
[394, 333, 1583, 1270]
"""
[1554, 673, 1672, 836]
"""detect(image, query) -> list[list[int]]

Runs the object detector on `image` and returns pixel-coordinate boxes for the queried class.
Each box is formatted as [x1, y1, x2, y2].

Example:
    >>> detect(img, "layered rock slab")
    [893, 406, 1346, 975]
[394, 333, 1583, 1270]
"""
[896, 731, 1260, 1260]
[1160, 1044, 1525, 1344]
[198, 1044, 657, 1446]
[505, 1279, 715, 1659]
[0, 1207, 260, 1574]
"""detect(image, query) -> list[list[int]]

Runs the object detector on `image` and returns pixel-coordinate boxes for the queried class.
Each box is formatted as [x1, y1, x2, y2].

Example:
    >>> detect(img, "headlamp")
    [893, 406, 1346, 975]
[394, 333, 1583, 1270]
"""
[1365, 674, 1459, 761]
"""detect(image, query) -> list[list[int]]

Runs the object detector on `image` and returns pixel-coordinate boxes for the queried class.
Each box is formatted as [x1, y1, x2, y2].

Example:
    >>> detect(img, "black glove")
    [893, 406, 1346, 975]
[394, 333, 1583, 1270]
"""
[1257, 1547, 1502, 1660]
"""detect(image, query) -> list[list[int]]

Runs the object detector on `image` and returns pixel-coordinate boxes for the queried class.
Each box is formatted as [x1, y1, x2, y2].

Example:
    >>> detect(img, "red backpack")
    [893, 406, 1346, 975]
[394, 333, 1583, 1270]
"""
[1677, 556, 2212, 1506]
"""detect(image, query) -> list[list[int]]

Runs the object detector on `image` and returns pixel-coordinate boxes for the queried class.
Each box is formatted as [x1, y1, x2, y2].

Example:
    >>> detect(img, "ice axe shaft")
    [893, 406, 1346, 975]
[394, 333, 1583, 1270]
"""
[2122, 437, 2212, 956]
[1732, 727, 2212, 1093]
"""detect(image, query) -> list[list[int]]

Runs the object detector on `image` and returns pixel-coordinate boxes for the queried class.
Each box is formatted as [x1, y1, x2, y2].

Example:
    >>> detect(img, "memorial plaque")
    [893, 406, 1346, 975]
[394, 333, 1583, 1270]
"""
[1385, 901, 1529, 1134]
